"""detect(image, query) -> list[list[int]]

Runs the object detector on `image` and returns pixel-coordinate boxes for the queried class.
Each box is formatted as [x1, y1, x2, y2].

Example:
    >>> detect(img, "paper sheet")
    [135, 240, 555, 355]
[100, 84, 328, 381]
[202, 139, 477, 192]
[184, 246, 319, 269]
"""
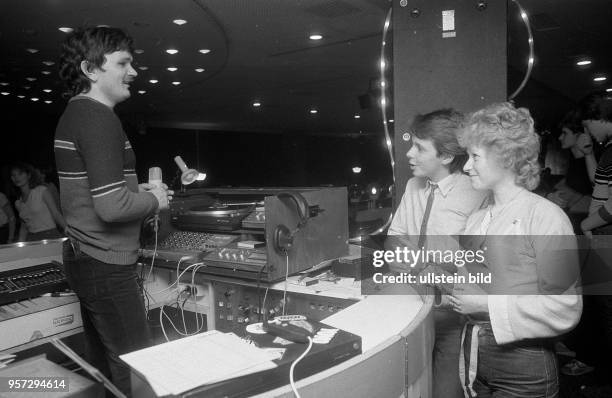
[322, 295, 423, 352]
[120, 330, 277, 396]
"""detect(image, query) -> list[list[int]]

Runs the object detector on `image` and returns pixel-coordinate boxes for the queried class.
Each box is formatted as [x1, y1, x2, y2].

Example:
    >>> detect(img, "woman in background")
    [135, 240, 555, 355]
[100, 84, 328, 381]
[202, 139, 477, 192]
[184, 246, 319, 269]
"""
[10, 162, 66, 241]
[450, 102, 582, 398]
[0, 190, 16, 243]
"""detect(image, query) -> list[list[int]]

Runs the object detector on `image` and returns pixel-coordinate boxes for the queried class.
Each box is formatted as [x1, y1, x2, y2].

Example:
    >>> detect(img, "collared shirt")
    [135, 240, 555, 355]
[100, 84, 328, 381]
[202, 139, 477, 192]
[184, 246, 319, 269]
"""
[463, 189, 582, 344]
[388, 172, 487, 238]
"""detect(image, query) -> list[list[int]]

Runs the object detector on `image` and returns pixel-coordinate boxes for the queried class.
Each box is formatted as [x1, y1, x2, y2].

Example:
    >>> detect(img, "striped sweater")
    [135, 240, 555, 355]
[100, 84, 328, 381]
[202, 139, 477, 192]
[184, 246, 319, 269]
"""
[54, 96, 158, 264]
[590, 142, 612, 227]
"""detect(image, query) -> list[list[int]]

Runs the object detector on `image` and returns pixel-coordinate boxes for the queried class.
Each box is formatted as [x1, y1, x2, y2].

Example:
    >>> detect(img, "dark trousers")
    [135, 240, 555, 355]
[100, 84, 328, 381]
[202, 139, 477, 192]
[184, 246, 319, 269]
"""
[63, 241, 151, 397]
[472, 324, 558, 398]
[433, 310, 465, 398]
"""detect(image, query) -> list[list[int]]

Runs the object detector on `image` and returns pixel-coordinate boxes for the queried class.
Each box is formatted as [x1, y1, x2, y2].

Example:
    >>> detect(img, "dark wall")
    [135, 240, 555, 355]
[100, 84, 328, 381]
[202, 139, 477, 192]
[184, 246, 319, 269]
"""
[392, 0, 508, 199]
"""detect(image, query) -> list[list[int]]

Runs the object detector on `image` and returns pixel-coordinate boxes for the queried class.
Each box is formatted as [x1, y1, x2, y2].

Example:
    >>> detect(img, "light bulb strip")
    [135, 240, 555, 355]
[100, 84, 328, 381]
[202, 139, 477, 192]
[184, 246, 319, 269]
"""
[508, 0, 535, 100]
[371, 6, 395, 236]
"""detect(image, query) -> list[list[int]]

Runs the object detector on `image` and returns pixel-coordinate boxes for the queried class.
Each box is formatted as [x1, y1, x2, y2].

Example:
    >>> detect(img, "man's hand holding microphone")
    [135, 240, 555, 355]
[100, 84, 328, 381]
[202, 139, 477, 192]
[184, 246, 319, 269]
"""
[140, 167, 174, 210]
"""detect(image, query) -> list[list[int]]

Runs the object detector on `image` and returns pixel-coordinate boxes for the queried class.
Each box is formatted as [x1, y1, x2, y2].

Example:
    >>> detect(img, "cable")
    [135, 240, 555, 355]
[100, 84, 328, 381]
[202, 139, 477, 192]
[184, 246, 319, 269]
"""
[289, 336, 314, 398]
[283, 253, 289, 316]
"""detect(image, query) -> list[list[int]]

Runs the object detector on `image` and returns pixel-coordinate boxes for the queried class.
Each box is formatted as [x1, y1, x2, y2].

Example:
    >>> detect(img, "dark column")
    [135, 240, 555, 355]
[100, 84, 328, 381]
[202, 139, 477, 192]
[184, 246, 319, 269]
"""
[392, 0, 507, 196]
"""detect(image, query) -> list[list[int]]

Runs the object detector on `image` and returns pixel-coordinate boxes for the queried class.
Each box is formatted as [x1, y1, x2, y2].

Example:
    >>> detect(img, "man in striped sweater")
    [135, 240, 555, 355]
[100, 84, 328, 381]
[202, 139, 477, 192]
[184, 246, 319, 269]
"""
[576, 92, 612, 386]
[54, 27, 170, 395]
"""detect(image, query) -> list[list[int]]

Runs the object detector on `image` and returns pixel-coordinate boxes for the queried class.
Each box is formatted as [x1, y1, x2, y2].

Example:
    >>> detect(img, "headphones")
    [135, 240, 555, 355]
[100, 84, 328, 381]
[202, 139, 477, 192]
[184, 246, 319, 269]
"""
[272, 192, 314, 254]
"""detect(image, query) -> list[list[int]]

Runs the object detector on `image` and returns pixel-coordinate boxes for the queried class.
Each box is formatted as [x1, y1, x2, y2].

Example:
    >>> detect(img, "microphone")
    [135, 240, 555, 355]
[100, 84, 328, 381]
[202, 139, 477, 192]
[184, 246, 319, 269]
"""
[148, 166, 163, 188]
[174, 156, 206, 185]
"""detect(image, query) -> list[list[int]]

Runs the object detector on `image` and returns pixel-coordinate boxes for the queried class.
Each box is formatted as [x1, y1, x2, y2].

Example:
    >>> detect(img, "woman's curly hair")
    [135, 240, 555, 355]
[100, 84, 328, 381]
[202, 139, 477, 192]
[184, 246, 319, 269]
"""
[459, 102, 541, 191]
[59, 26, 134, 98]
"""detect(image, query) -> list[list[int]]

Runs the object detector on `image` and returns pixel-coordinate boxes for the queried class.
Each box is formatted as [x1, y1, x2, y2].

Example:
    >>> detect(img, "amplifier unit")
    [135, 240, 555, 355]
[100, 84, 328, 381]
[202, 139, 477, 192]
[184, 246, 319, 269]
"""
[161, 187, 349, 282]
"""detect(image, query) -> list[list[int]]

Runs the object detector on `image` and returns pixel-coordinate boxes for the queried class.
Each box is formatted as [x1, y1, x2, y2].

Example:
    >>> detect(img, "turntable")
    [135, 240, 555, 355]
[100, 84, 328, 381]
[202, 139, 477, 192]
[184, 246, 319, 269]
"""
[171, 202, 254, 232]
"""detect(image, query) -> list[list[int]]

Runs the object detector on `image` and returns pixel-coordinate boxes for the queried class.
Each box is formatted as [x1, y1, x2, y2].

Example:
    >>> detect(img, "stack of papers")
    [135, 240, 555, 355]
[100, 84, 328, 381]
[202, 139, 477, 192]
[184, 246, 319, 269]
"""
[120, 330, 277, 396]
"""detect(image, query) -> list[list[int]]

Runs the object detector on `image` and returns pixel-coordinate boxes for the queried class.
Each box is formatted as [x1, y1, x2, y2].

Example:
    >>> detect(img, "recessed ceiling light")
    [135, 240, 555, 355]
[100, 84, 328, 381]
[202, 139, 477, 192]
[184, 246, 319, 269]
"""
[1, 92, 9, 96]
[195, 68, 205, 72]
[43, 89, 52, 93]
[134, 49, 145, 54]
[149, 79, 158, 84]
[167, 67, 178, 72]
[594, 76, 607, 82]
[58, 27, 73, 33]
[172, 81, 181, 86]
[576, 59, 592, 66]
[0, 82, 8, 86]
[41, 71, 51, 75]
[173, 19, 187, 25]
[26, 48, 39, 54]
[606, 88, 612, 93]
[354, 114, 360, 119]
[309, 34, 323, 40]
[17, 95, 25, 99]
[31, 97, 39, 101]
[138, 66, 148, 71]
[198, 49, 211, 54]
[252, 102, 261, 107]
[310, 109, 318, 114]
[26, 77, 37, 82]
[166, 49, 178, 54]
[44, 100, 52, 104]
[42, 61, 55, 66]
[138, 90, 146, 94]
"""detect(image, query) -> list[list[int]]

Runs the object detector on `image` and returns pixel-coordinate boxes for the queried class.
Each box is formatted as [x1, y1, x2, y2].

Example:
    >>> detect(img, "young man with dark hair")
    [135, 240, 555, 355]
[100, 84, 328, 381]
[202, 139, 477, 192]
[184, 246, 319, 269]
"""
[54, 26, 170, 395]
[387, 109, 486, 398]
[574, 92, 612, 389]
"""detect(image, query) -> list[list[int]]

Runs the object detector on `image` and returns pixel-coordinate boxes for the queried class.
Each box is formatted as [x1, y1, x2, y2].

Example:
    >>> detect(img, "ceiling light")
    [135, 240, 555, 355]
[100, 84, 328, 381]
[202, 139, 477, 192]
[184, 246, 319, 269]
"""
[172, 81, 181, 85]
[44, 100, 52, 104]
[43, 89, 52, 93]
[606, 88, 612, 93]
[173, 19, 187, 25]
[310, 109, 318, 114]
[26, 48, 39, 54]
[134, 49, 145, 54]
[41, 71, 51, 75]
[1, 92, 9, 96]
[309, 34, 323, 40]
[96, 25, 110, 28]
[23, 86, 31, 89]
[31, 97, 39, 101]
[352, 166, 362, 174]
[389, 119, 394, 123]
[354, 114, 360, 119]
[42, 61, 55, 66]
[58, 27, 73, 33]
[138, 66, 148, 71]
[167, 67, 178, 72]
[149, 79, 158, 84]
[576, 59, 591, 66]
[26, 77, 37, 82]
[252, 101, 261, 107]
[166, 49, 178, 54]
[195, 68, 205, 72]
[0, 82, 8, 86]
[198, 49, 211, 54]
[17, 95, 25, 99]
[594, 76, 607, 82]
[138, 90, 146, 94]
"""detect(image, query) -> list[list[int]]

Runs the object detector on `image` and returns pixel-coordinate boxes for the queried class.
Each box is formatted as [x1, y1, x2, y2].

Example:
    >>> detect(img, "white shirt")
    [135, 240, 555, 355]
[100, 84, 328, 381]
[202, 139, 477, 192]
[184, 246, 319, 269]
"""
[389, 172, 487, 239]
[464, 189, 582, 344]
